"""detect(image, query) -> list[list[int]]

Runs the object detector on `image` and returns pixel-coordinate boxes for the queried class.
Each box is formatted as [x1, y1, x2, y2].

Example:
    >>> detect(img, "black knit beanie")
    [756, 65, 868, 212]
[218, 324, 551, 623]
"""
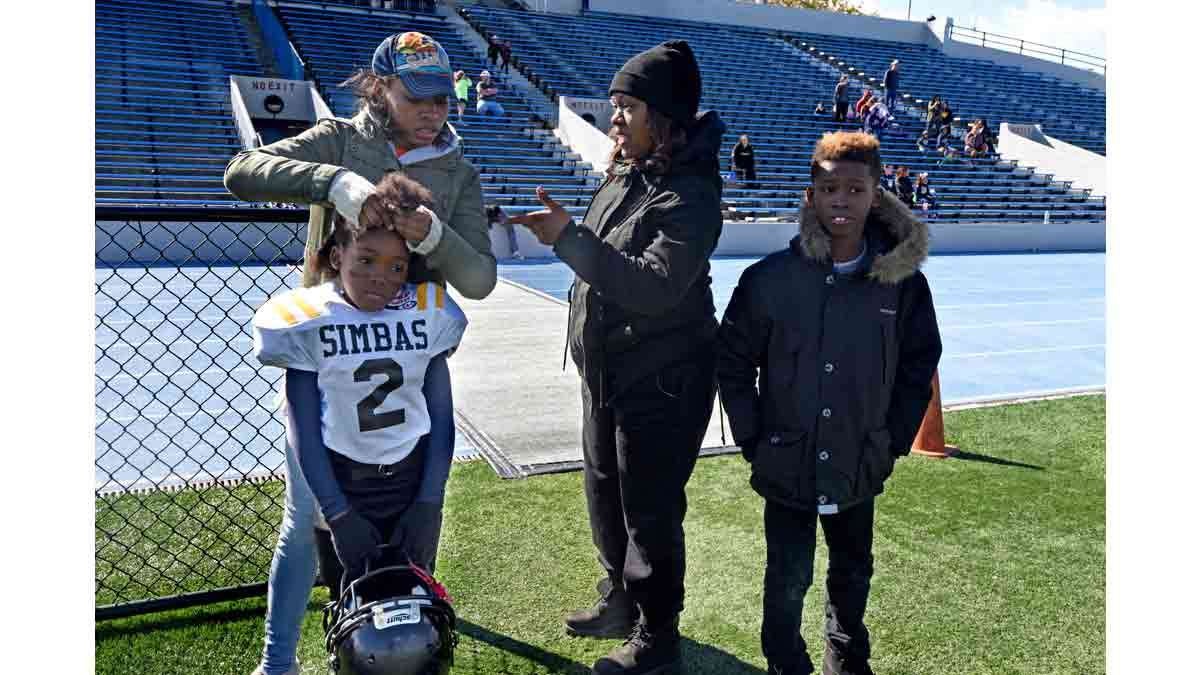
[609, 40, 702, 125]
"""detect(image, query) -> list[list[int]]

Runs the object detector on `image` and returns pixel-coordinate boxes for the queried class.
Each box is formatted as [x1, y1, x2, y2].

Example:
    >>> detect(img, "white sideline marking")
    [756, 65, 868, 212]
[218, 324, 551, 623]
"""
[941, 318, 1104, 330]
[936, 298, 1104, 310]
[945, 344, 1105, 359]
[944, 386, 1105, 410]
[930, 285, 1105, 294]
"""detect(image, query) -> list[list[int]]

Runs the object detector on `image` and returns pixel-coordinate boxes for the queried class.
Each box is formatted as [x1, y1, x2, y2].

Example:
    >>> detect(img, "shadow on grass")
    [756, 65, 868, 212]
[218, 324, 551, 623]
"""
[681, 637, 766, 674]
[457, 620, 591, 674]
[458, 621, 765, 675]
[951, 450, 1045, 470]
[94, 596, 325, 641]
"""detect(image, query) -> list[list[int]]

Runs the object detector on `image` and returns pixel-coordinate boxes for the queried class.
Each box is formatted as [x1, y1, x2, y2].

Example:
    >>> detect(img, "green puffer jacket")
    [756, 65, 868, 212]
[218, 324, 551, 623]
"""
[224, 110, 497, 297]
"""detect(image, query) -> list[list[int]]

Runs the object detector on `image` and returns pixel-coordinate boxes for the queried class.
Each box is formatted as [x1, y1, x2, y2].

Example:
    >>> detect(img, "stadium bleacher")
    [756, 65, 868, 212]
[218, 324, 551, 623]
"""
[96, 0, 262, 206]
[94, 0, 1104, 224]
[462, 5, 1106, 223]
[782, 29, 1107, 155]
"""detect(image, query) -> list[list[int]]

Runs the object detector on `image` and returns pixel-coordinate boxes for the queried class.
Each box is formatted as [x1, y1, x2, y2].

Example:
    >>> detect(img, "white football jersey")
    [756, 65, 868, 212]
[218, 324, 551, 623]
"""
[252, 281, 467, 465]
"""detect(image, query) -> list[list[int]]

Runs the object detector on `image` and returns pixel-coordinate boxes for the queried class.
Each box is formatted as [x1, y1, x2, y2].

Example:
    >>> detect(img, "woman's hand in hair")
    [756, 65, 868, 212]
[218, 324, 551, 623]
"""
[507, 187, 571, 245]
[374, 173, 435, 243]
[357, 191, 396, 231]
[388, 207, 433, 244]
[360, 191, 431, 243]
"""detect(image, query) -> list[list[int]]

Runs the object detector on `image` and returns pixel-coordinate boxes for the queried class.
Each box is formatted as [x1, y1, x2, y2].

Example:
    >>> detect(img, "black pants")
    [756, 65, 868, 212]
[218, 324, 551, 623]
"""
[834, 101, 849, 122]
[316, 440, 426, 597]
[735, 166, 757, 189]
[581, 355, 716, 628]
[762, 498, 875, 674]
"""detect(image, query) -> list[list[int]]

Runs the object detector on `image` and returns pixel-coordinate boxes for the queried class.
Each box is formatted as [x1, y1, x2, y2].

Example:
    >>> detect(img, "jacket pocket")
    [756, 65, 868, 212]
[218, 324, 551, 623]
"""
[765, 325, 807, 401]
[857, 428, 896, 494]
[750, 430, 811, 506]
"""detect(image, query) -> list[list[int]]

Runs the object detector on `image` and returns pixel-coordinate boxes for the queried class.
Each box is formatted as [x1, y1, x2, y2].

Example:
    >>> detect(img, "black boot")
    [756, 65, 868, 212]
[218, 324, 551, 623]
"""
[565, 578, 639, 639]
[822, 646, 874, 675]
[591, 617, 682, 675]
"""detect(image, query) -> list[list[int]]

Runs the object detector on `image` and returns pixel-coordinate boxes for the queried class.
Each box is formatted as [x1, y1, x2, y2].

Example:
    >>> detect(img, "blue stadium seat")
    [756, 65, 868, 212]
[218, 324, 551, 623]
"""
[462, 5, 1104, 223]
[95, 0, 263, 206]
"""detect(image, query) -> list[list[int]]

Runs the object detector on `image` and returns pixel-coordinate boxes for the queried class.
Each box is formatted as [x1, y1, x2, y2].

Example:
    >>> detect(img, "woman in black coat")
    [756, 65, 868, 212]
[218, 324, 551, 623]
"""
[509, 40, 723, 675]
[732, 133, 757, 188]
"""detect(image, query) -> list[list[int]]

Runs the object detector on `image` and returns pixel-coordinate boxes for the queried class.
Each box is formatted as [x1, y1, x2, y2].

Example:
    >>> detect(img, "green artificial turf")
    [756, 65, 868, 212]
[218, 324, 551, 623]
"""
[96, 395, 1105, 674]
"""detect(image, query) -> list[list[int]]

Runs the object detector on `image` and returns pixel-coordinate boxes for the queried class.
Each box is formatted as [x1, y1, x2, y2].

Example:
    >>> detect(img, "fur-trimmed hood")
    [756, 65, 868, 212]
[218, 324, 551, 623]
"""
[793, 189, 929, 285]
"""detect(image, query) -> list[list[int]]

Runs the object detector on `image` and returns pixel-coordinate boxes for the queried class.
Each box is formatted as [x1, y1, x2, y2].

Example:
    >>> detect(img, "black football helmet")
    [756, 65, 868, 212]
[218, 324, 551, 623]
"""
[322, 553, 457, 675]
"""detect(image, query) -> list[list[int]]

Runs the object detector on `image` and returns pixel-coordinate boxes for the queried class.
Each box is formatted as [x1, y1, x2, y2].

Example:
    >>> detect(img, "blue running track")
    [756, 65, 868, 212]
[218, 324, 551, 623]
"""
[95, 253, 1103, 492]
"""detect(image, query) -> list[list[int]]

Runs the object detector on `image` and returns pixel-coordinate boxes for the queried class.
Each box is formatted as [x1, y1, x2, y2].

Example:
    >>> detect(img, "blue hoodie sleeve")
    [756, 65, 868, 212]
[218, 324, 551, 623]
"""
[284, 369, 350, 521]
[415, 353, 454, 504]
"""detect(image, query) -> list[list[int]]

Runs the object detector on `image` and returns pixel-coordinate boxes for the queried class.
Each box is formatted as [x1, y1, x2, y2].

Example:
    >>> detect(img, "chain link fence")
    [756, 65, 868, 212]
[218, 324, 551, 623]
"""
[95, 205, 311, 620]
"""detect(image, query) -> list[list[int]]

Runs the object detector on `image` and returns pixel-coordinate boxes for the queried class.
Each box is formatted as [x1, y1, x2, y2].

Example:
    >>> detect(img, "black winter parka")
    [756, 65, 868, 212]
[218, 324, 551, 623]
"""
[716, 191, 942, 512]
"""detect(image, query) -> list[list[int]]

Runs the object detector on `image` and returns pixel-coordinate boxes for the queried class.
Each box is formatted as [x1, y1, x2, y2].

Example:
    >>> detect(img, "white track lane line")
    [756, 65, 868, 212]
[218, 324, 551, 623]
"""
[944, 344, 1105, 359]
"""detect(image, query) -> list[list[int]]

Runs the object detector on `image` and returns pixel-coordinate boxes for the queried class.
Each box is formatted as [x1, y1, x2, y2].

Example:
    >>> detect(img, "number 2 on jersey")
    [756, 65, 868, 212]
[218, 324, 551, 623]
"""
[354, 358, 406, 432]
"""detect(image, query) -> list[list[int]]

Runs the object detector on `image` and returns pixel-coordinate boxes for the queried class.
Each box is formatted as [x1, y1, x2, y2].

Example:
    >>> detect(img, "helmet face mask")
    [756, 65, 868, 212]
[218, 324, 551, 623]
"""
[323, 561, 457, 675]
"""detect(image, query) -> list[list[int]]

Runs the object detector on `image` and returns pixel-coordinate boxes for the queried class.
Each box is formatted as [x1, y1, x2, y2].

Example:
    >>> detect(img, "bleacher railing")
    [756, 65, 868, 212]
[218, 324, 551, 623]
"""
[253, 0, 306, 80]
[95, 205, 308, 620]
[949, 24, 1106, 77]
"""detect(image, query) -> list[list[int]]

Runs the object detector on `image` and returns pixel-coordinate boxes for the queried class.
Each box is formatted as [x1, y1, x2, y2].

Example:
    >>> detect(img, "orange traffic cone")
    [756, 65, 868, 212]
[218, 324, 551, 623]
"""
[910, 370, 959, 458]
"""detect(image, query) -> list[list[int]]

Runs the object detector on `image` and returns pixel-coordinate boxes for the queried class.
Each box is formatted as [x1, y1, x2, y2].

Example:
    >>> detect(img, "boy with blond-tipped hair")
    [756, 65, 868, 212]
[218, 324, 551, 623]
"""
[716, 131, 942, 675]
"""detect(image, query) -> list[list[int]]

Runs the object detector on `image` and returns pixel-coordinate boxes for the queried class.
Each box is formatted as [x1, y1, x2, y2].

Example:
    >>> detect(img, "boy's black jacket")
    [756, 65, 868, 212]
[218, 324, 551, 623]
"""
[715, 190, 942, 511]
[554, 111, 726, 405]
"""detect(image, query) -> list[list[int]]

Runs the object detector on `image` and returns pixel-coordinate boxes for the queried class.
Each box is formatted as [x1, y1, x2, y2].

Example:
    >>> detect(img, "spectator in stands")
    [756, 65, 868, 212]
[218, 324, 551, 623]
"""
[980, 118, 998, 154]
[814, 101, 827, 117]
[896, 165, 915, 205]
[453, 70, 471, 123]
[499, 40, 513, 74]
[732, 134, 758, 188]
[965, 120, 988, 159]
[883, 59, 900, 111]
[918, 95, 942, 151]
[937, 142, 966, 167]
[508, 40, 724, 675]
[224, 31, 497, 675]
[865, 99, 891, 137]
[914, 172, 938, 218]
[486, 34, 500, 67]
[880, 163, 897, 195]
[833, 74, 850, 122]
[855, 88, 875, 127]
[476, 70, 505, 116]
[937, 98, 954, 143]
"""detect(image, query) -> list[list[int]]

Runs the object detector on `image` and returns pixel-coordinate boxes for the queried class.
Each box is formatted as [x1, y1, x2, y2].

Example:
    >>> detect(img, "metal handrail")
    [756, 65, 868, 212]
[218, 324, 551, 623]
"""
[950, 24, 1105, 77]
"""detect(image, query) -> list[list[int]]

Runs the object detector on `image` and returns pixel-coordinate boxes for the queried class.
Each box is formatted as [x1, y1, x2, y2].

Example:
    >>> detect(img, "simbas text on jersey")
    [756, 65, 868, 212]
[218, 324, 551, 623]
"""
[318, 319, 430, 357]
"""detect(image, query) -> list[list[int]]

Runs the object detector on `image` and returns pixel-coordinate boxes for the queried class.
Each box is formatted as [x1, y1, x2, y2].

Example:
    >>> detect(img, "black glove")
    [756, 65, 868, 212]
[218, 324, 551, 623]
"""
[328, 510, 382, 574]
[389, 501, 444, 572]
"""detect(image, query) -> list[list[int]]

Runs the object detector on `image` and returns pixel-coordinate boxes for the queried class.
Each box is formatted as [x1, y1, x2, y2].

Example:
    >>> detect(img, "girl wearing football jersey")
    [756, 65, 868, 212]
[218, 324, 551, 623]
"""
[246, 171, 465, 672]
[254, 177, 467, 586]
[226, 32, 494, 675]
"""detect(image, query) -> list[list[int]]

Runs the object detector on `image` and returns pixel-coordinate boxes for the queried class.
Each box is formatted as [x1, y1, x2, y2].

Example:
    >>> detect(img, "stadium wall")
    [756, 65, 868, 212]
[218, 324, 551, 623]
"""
[503, 220, 1103, 258]
[95, 218, 1103, 266]
[999, 123, 1107, 197]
